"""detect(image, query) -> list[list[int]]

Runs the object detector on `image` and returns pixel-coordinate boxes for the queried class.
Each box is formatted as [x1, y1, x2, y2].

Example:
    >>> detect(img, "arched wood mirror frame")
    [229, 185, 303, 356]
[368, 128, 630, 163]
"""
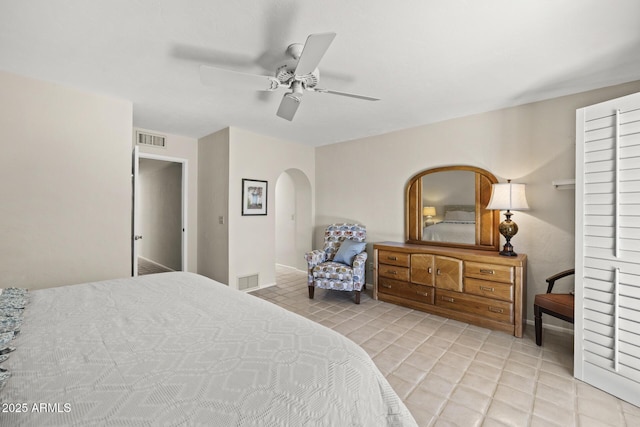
[405, 165, 500, 251]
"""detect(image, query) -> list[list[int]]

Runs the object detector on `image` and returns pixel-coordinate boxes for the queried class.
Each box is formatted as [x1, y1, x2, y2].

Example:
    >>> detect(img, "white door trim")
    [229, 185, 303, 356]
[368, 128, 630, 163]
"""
[132, 146, 140, 276]
[133, 151, 189, 275]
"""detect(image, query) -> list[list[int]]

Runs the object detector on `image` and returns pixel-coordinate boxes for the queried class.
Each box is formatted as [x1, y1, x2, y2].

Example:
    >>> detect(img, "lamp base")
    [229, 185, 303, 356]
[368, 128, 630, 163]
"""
[498, 211, 519, 257]
[499, 241, 518, 257]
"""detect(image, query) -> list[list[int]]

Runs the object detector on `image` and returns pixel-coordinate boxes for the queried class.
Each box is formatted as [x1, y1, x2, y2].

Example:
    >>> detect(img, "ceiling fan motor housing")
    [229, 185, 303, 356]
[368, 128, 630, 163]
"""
[275, 64, 320, 89]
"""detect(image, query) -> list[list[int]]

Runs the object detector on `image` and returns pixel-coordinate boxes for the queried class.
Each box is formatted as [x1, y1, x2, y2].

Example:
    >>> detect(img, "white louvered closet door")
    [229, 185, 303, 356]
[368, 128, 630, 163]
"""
[575, 91, 640, 406]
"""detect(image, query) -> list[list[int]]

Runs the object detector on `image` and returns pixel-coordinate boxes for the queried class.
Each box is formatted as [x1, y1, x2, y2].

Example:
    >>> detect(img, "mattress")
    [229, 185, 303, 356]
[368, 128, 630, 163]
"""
[0, 272, 417, 426]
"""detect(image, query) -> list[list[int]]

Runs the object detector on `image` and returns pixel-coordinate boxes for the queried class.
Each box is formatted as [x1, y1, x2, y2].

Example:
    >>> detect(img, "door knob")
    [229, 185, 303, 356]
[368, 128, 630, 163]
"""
[134, 235, 143, 240]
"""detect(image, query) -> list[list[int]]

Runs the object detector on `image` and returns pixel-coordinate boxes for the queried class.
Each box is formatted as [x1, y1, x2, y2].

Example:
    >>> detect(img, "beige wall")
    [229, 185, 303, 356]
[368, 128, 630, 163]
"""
[275, 172, 297, 267]
[315, 80, 640, 328]
[228, 127, 315, 289]
[198, 128, 230, 284]
[136, 129, 198, 273]
[197, 127, 314, 286]
[275, 168, 313, 271]
[0, 71, 133, 290]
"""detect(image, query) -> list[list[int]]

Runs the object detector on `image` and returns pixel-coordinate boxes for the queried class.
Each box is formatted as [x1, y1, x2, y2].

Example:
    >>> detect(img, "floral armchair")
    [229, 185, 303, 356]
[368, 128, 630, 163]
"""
[305, 224, 367, 304]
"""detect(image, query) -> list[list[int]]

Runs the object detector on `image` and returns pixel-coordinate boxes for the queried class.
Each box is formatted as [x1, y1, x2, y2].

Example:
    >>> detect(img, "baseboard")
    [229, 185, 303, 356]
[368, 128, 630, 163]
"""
[275, 263, 306, 274]
[525, 318, 574, 337]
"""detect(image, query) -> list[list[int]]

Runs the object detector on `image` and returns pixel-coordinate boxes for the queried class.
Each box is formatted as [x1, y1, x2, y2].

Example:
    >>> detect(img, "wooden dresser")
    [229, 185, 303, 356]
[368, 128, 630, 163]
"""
[373, 242, 527, 337]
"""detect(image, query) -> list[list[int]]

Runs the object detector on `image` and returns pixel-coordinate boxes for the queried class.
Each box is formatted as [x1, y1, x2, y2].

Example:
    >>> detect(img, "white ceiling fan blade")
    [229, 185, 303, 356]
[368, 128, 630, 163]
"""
[276, 93, 302, 121]
[200, 65, 278, 91]
[294, 32, 336, 76]
[313, 88, 379, 101]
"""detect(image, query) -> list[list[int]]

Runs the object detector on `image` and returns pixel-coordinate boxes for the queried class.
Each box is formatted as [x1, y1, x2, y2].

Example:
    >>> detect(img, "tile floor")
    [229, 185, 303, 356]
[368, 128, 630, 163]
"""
[138, 257, 173, 275]
[250, 266, 640, 427]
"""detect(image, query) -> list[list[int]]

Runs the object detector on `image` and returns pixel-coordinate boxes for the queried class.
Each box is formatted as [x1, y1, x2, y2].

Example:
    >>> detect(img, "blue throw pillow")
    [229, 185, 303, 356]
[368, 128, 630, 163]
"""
[333, 239, 366, 265]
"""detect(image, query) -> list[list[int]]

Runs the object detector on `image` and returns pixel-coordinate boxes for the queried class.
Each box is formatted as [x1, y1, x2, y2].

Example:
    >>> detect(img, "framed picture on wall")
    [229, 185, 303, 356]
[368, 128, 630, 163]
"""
[242, 179, 268, 216]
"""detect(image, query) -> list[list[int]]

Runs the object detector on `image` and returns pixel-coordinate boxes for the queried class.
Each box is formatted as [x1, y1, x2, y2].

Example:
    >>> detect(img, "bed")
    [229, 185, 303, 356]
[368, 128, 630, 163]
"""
[1, 272, 417, 426]
[422, 205, 476, 244]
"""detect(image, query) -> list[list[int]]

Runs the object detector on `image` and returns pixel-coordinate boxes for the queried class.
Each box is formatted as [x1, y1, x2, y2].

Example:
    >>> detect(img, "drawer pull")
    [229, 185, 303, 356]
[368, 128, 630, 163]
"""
[416, 291, 429, 297]
[387, 270, 398, 275]
[381, 283, 392, 289]
[488, 306, 503, 314]
[436, 269, 442, 276]
[428, 267, 433, 274]
[479, 269, 495, 275]
[387, 256, 398, 261]
[441, 296, 455, 303]
[480, 286, 495, 292]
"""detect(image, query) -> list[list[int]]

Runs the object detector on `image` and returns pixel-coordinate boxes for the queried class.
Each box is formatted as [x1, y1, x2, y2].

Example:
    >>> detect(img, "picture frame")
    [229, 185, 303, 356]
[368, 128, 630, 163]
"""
[242, 179, 268, 216]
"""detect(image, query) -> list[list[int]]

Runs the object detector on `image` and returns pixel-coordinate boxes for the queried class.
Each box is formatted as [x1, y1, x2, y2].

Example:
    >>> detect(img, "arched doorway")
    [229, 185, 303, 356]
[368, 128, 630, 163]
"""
[275, 168, 312, 271]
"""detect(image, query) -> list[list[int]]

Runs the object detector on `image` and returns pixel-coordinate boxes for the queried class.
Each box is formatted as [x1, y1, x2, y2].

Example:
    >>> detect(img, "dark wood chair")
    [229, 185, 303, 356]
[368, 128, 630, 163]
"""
[534, 269, 575, 346]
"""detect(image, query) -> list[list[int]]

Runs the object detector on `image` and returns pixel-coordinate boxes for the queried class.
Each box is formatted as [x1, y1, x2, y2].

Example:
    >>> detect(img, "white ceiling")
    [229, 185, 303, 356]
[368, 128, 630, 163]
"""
[1, 0, 639, 147]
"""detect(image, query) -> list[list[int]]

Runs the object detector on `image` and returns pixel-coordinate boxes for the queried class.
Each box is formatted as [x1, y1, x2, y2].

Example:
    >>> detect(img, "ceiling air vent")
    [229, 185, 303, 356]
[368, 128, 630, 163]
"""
[136, 131, 166, 148]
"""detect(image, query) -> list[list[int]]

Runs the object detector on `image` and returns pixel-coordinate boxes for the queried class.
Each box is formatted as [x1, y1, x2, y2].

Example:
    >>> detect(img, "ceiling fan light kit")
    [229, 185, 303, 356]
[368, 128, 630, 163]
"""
[199, 32, 379, 121]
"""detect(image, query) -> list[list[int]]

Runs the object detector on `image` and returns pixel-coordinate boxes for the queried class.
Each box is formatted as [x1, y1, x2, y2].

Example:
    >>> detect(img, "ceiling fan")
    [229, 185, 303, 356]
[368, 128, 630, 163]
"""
[199, 32, 379, 121]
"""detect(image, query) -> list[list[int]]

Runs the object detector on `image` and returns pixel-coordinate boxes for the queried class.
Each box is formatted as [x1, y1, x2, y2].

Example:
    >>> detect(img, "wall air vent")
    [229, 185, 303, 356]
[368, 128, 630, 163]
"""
[237, 274, 259, 291]
[136, 131, 166, 148]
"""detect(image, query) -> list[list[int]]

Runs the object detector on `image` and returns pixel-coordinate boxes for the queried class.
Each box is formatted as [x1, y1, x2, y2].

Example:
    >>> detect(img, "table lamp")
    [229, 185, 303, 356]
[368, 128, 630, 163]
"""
[486, 180, 529, 256]
[423, 206, 436, 226]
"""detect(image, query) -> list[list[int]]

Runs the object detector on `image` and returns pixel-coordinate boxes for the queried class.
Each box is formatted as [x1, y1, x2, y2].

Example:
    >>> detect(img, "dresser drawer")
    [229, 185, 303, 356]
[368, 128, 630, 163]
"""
[378, 278, 434, 305]
[378, 250, 410, 268]
[465, 278, 513, 302]
[378, 264, 410, 281]
[465, 262, 514, 284]
[435, 289, 513, 324]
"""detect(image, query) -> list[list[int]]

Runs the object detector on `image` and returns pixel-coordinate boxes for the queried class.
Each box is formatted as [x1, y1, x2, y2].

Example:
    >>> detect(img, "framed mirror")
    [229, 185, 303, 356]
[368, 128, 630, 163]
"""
[406, 165, 500, 251]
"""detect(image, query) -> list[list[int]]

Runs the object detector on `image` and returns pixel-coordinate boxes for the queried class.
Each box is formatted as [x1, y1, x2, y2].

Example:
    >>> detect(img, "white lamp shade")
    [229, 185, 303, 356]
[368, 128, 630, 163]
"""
[486, 182, 529, 211]
[423, 206, 436, 217]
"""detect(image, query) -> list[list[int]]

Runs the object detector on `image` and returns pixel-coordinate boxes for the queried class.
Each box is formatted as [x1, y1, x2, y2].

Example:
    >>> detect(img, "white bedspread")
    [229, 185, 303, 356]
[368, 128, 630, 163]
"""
[2, 272, 416, 427]
[423, 221, 476, 244]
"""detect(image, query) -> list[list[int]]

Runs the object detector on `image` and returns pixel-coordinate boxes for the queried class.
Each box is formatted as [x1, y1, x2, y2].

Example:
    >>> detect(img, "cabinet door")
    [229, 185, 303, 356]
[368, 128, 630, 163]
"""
[434, 256, 463, 292]
[576, 92, 640, 407]
[411, 253, 434, 286]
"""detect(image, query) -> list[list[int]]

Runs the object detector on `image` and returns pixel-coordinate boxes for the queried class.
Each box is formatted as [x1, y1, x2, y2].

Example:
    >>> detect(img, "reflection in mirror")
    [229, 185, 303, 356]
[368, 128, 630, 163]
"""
[421, 171, 475, 244]
[406, 165, 499, 251]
